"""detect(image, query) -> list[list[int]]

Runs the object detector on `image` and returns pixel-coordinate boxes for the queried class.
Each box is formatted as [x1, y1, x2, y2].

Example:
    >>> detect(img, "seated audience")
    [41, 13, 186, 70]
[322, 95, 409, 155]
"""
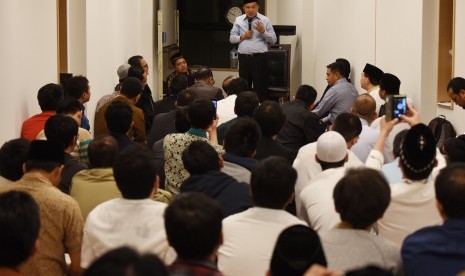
[94, 63, 130, 117]
[0, 140, 83, 276]
[217, 91, 259, 145]
[152, 74, 189, 122]
[181, 141, 252, 217]
[402, 163, 465, 276]
[217, 77, 249, 125]
[218, 157, 306, 276]
[382, 130, 408, 184]
[443, 134, 465, 163]
[268, 225, 327, 276]
[81, 145, 174, 268]
[221, 118, 260, 184]
[44, 115, 88, 194]
[277, 84, 326, 152]
[165, 192, 223, 275]
[70, 135, 121, 220]
[84, 246, 168, 276]
[253, 101, 296, 164]
[187, 67, 224, 100]
[21, 83, 63, 141]
[166, 53, 195, 94]
[164, 99, 224, 195]
[105, 101, 135, 151]
[65, 75, 92, 130]
[0, 138, 30, 186]
[0, 191, 40, 276]
[319, 168, 402, 274]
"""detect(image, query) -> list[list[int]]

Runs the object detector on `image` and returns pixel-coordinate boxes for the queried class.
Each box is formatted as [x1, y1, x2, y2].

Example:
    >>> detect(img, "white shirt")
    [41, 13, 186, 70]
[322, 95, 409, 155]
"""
[299, 167, 346, 231]
[217, 95, 237, 126]
[368, 86, 384, 115]
[81, 198, 175, 268]
[293, 142, 363, 217]
[218, 207, 306, 276]
[351, 118, 393, 163]
[377, 179, 442, 245]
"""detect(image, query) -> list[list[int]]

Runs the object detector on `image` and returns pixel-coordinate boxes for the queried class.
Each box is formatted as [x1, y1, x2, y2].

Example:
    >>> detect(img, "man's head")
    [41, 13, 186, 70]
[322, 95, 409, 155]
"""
[128, 64, 147, 85]
[113, 145, 158, 199]
[117, 63, 131, 83]
[447, 77, 465, 109]
[164, 192, 223, 260]
[65, 76, 90, 104]
[335, 58, 351, 81]
[105, 101, 133, 135]
[253, 101, 286, 138]
[195, 67, 215, 85]
[295, 85, 318, 109]
[120, 77, 143, 102]
[243, 0, 259, 19]
[0, 139, 30, 181]
[250, 157, 297, 209]
[392, 129, 408, 159]
[360, 63, 384, 90]
[170, 53, 188, 74]
[228, 77, 249, 95]
[235, 91, 259, 117]
[326, 61, 345, 86]
[334, 168, 390, 230]
[44, 115, 78, 150]
[435, 163, 465, 220]
[57, 98, 84, 126]
[224, 118, 261, 157]
[24, 140, 64, 186]
[316, 131, 348, 170]
[443, 135, 465, 163]
[0, 191, 40, 269]
[176, 89, 196, 107]
[187, 99, 216, 129]
[174, 107, 191, 133]
[128, 55, 149, 75]
[182, 141, 221, 175]
[170, 74, 189, 96]
[88, 135, 118, 169]
[379, 73, 400, 100]
[37, 83, 64, 111]
[351, 94, 377, 123]
[222, 75, 236, 96]
[399, 124, 436, 180]
[331, 113, 362, 149]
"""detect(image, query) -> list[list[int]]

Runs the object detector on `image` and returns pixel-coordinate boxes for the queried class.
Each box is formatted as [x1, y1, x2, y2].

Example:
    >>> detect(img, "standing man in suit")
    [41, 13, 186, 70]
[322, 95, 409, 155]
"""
[230, 0, 277, 102]
[187, 67, 224, 101]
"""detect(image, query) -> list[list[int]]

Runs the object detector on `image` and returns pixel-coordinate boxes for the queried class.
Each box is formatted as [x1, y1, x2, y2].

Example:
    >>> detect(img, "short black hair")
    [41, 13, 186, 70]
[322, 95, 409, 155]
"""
[333, 168, 391, 229]
[253, 101, 286, 137]
[88, 135, 118, 168]
[182, 141, 220, 175]
[447, 77, 465, 94]
[250, 157, 297, 209]
[176, 89, 196, 107]
[84, 246, 168, 276]
[65, 76, 89, 100]
[113, 145, 157, 199]
[345, 266, 393, 276]
[224, 119, 261, 157]
[174, 107, 191, 133]
[332, 113, 362, 142]
[37, 83, 64, 111]
[228, 77, 249, 95]
[187, 99, 216, 129]
[164, 192, 223, 259]
[435, 163, 465, 219]
[235, 91, 259, 117]
[393, 130, 408, 158]
[0, 139, 30, 181]
[170, 74, 189, 96]
[44, 115, 78, 148]
[127, 65, 144, 82]
[120, 77, 143, 99]
[128, 55, 144, 67]
[295, 85, 317, 106]
[56, 97, 83, 116]
[326, 61, 345, 76]
[335, 58, 351, 80]
[105, 101, 133, 134]
[318, 160, 346, 171]
[0, 191, 40, 268]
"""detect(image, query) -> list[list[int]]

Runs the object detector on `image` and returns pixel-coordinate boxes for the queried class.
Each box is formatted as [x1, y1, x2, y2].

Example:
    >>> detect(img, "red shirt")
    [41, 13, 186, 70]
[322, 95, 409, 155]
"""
[21, 111, 55, 141]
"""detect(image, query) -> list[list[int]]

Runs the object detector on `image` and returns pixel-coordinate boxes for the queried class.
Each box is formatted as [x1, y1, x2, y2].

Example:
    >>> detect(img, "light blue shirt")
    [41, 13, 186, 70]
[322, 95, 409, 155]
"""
[382, 157, 403, 184]
[229, 13, 277, 54]
[351, 118, 393, 164]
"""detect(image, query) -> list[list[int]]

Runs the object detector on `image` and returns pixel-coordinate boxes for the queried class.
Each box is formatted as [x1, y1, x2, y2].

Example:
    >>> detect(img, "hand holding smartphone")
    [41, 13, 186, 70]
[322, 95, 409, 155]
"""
[385, 95, 407, 121]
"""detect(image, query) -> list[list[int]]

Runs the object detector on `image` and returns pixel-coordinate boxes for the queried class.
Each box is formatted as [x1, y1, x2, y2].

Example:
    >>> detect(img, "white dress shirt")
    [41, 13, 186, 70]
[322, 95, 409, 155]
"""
[217, 95, 237, 126]
[368, 86, 384, 115]
[218, 207, 306, 276]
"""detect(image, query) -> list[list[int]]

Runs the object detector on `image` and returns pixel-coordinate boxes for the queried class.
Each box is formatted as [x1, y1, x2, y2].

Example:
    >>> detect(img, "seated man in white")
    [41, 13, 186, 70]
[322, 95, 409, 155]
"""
[319, 168, 402, 275]
[293, 113, 363, 217]
[218, 157, 306, 276]
[81, 145, 174, 268]
[351, 94, 392, 163]
[217, 77, 249, 125]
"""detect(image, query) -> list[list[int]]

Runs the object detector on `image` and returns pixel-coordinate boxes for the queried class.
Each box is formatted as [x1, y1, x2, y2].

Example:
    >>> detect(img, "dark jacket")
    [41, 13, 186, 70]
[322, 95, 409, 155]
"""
[147, 109, 177, 148]
[181, 171, 252, 218]
[60, 153, 88, 194]
[152, 96, 177, 119]
[188, 82, 224, 101]
[136, 84, 156, 132]
[254, 137, 297, 164]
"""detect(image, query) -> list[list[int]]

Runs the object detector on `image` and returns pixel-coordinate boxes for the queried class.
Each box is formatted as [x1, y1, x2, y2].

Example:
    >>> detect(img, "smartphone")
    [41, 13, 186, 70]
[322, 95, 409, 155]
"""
[385, 95, 407, 121]
[211, 99, 217, 110]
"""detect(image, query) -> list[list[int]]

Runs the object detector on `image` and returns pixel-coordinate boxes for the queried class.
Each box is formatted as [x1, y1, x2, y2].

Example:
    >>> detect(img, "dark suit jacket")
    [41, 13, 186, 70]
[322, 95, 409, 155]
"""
[152, 96, 177, 118]
[254, 136, 297, 164]
[147, 109, 177, 148]
[188, 82, 224, 101]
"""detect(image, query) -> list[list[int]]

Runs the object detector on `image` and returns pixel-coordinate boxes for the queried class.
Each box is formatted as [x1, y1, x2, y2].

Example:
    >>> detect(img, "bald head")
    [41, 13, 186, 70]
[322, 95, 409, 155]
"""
[352, 94, 376, 123]
[88, 135, 118, 168]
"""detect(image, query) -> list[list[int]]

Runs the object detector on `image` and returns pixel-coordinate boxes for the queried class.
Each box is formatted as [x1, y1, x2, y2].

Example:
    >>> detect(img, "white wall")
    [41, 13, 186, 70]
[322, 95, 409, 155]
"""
[0, 0, 58, 144]
[67, 0, 86, 75]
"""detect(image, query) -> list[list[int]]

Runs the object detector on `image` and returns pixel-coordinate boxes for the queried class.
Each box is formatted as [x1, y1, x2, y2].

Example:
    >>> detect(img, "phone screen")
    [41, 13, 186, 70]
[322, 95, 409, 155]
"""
[393, 96, 407, 119]
[211, 100, 217, 110]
